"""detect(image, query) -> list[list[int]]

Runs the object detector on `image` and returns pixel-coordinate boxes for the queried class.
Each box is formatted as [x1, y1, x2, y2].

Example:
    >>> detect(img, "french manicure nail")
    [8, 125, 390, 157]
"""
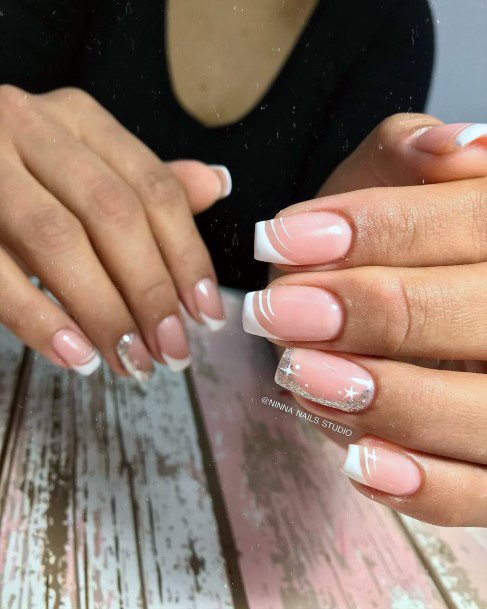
[341, 444, 422, 496]
[254, 212, 352, 265]
[194, 278, 226, 331]
[52, 329, 101, 376]
[210, 164, 232, 198]
[413, 123, 487, 154]
[242, 286, 342, 341]
[116, 333, 154, 381]
[275, 348, 374, 412]
[156, 315, 191, 372]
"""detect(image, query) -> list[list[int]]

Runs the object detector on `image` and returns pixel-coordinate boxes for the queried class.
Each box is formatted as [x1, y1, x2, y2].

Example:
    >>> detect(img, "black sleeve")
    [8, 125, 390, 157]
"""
[298, 0, 435, 199]
[0, 0, 90, 92]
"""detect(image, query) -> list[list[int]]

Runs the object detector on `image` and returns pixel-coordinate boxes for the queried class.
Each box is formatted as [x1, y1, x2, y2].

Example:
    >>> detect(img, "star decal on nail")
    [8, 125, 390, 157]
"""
[344, 385, 359, 401]
[279, 364, 295, 377]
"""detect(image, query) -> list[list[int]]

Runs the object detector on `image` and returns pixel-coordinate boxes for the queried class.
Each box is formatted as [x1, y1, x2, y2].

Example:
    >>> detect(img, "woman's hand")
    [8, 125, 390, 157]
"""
[244, 114, 487, 526]
[0, 85, 230, 380]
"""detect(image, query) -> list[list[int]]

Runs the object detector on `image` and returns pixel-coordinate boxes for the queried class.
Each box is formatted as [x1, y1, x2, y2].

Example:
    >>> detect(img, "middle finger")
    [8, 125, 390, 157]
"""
[243, 264, 487, 360]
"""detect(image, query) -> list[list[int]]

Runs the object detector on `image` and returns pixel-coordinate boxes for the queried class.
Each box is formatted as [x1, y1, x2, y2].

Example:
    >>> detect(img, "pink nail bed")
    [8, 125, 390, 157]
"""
[156, 315, 191, 372]
[254, 212, 352, 265]
[52, 329, 101, 376]
[413, 123, 487, 154]
[341, 444, 422, 496]
[242, 286, 343, 341]
[194, 278, 226, 331]
[275, 348, 374, 413]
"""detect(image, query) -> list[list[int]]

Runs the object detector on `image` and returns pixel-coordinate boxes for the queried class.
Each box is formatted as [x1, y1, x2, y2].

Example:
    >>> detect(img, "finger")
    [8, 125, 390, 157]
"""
[319, 114, 487, 195]
[0, 155, 154, 380]
[12, 106, 194, 370]
[0, 247, 101, 375]
[243, 264, 487, 360]
[254, 175, 487, 269]
[168, 160, 232, 213]
[40, 88, 227, 325]
[40, 87, 231, 212]
[274, 349, 487, 463]
[340, 437, 487, 527]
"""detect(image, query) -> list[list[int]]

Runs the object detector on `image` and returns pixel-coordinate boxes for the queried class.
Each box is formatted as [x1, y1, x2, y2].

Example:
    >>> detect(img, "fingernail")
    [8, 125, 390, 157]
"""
[275, 348, 373, 412]
[156, 315, 191, 372]
[194, 278, 226, 331]
[413, 123, 487, 154]
[209, 164, 232, 198]
[254, 212, 352, 265]
[242, 286, 343, 341]
[52, 329, 101, 376]
[116, 333, 154, 381]
[341, 444, 422, 496]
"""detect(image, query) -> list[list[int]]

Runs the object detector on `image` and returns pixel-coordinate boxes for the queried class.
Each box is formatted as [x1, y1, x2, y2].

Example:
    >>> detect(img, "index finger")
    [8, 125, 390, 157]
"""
[254, 177, 487, 269]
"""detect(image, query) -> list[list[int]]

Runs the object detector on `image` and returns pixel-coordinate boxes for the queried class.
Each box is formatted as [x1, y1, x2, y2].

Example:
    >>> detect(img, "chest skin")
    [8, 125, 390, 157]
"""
[166, 0, 319, 127]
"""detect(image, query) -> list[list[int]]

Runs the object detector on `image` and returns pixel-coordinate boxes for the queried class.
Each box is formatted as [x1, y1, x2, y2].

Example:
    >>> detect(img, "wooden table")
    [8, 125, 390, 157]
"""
[0, 289, 485, 609]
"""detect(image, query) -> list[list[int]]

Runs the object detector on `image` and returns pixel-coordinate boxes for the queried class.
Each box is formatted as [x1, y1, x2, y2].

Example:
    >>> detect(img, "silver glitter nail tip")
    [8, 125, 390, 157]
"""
[275, 348, 372, 413]
[116, 333, 153, 382]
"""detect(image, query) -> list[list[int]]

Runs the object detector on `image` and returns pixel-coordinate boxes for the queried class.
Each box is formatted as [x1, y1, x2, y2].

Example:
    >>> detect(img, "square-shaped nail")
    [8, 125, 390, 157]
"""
[341, 444, 421, 496]
[242, 286, 343, 341]
[275, 348, 374, 413]
[255, 212, 352, 265]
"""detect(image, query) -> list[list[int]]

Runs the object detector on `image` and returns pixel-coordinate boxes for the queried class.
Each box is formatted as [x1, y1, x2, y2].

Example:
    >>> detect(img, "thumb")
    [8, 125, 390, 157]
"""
[319, 113, 487, 195]
[168, 160, 232, 214]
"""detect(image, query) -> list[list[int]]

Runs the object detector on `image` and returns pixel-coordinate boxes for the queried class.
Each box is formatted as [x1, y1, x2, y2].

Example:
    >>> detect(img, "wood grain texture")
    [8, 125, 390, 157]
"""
[0, 331, 25, 447]
[400, 517, 487, 609]
[0, 287, 485, 609]
[188, 289, 448, 609]
[0, 351, 233, 608]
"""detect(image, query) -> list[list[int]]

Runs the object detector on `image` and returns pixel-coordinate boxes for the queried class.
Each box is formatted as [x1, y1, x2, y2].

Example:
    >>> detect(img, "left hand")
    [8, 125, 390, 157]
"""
[244, 114, 487, 526]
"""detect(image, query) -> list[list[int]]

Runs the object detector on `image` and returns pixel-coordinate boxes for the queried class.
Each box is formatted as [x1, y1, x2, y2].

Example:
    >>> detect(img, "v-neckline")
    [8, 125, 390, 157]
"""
[160, 0, 322, 131]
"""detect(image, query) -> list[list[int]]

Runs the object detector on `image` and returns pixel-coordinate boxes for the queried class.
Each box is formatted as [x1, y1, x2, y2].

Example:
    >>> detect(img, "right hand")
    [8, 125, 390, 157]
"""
[0, 85, 231, 380]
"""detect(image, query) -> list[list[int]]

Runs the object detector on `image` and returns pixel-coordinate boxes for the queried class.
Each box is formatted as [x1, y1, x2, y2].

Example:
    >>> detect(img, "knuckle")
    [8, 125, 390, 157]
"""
[0, 85, 30, 123]
[465, 182, 487, 258]
[140, 278, 174, 306]
[21, 208, 83, 256]
[141, 171, 185, 210]
[369, 272, 417, 355]
[60, 87, 93, 104]
[87, 178, 141, 227]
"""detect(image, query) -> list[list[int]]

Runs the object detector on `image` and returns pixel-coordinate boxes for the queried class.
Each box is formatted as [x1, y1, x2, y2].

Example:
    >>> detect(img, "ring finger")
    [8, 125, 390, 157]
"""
[274, 348, 487, 463]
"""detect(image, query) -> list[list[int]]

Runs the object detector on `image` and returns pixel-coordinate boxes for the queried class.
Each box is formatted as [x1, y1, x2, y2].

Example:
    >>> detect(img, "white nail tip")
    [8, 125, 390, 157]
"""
[200, 312, 226, 332]
[254, 221, 295, 264]
[456, 123, 487, 148]
[73, 353, 102, 376]
[210, 164, 232, 198]
[242, 292, 279, 339]
[340, 444, 367, 484]
[162, 353, 192, 372]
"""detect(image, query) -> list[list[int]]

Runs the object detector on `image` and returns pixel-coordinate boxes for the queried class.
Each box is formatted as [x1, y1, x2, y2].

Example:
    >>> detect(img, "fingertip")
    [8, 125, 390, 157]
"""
[209, 164, 232, 198]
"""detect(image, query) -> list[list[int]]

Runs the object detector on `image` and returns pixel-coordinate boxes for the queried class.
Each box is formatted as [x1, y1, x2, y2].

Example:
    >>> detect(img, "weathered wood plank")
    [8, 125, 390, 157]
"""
[113, 364, 234, 608]
[400, 517, 487, 609]
[0, 330, 26, 448]
[0, 353, 234, 608]
[188, 288, 449, 609]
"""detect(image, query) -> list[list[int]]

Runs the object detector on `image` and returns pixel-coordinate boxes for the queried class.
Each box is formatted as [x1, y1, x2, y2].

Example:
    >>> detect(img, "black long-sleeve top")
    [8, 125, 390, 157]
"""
[0, 0, 434, 289]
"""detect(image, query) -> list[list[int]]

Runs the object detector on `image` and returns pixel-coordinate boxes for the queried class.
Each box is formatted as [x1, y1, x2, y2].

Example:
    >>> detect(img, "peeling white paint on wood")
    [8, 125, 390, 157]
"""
[400, 517, 487, 609]
[0, 290, 485, 609]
